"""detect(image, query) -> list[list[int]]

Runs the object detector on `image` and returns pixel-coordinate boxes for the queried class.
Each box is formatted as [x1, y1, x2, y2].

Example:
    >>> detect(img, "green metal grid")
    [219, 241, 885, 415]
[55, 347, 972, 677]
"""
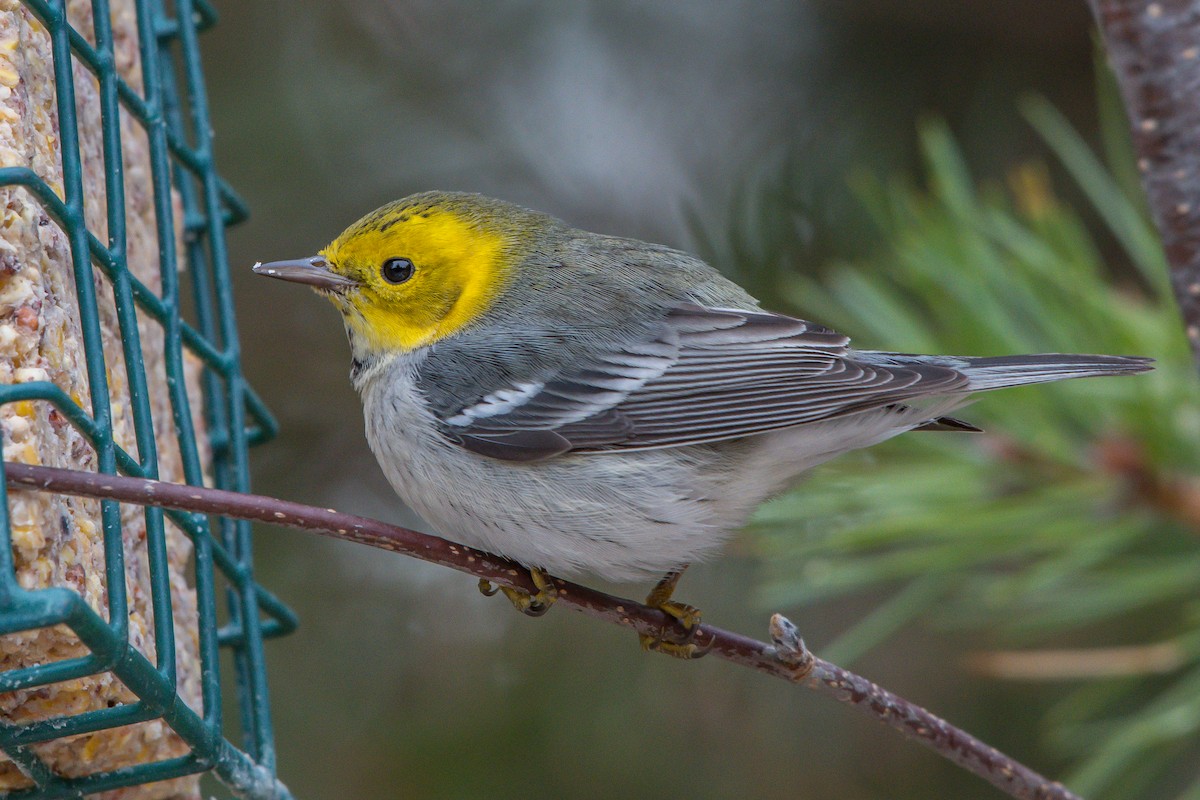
[0, 1, 296, 797]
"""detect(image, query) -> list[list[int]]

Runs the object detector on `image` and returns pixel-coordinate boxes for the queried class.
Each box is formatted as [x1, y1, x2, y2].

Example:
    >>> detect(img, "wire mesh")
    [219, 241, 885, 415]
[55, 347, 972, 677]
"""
[0, 1, 294, 796]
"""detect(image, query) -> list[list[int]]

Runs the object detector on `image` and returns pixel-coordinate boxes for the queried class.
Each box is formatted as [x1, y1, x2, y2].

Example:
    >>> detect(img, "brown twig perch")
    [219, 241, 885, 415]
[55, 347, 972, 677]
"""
[1088, 0, 1200, 371]
[3, 462, 1080, 800]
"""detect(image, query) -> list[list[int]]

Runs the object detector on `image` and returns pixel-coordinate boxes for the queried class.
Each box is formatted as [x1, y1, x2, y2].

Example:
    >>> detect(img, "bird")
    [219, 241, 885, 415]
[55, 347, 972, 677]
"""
[253, 190, 1152, 656]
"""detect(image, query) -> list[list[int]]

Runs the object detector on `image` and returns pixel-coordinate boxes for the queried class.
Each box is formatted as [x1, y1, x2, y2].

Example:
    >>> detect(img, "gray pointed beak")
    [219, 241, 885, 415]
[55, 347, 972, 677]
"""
[252, 256, 358, 291]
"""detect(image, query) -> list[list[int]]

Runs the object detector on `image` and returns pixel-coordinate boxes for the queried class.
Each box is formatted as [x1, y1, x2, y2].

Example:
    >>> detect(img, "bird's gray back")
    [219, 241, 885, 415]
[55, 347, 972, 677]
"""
[414, 229, 757, 420]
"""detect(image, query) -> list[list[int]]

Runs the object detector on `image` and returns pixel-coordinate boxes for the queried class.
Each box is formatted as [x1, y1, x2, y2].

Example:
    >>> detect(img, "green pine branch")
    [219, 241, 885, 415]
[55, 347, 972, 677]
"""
[712, 95, 1199, 799]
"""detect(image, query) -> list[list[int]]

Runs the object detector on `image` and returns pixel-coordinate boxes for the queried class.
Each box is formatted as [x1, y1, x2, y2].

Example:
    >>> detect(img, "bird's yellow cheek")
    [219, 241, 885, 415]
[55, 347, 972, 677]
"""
[345, 291, 455, 352]
[323, 212, 511, 353]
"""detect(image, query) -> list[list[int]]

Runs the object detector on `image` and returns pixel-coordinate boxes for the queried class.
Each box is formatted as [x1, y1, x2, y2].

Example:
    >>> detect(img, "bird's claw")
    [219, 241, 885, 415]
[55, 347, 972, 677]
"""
[639, 568, 711, 659]
[478, 567, 558, 617]
[639, 599, 712, 658]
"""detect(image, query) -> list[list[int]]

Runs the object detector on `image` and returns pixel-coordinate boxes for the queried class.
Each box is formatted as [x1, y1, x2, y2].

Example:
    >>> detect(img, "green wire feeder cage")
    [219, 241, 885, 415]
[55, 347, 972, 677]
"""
[0, 1, 294, 797]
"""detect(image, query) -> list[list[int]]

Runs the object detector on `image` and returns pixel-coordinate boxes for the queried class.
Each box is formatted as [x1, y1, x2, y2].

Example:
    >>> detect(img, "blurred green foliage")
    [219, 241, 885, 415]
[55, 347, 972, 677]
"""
[736, 97, 1200, 798]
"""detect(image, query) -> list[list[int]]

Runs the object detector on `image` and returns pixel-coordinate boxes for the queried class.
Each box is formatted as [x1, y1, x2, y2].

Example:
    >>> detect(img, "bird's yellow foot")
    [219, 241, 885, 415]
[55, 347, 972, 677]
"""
[478, 567, 557, 617]
[639, 568, 711, 659]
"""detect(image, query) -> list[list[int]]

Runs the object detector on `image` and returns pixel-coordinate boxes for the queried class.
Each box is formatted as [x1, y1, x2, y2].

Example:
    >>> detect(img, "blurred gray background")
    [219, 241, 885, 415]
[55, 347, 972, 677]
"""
[204, 2, 1100, 797]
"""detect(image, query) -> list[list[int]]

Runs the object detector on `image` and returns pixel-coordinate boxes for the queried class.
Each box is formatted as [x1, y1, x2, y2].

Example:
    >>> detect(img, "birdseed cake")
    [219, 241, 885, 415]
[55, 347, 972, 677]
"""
[0, 1, 205, 796]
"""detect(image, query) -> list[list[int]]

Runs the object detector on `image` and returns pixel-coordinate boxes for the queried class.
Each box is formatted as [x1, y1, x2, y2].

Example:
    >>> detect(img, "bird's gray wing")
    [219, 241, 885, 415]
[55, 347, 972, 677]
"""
[438, 305, 968, 462]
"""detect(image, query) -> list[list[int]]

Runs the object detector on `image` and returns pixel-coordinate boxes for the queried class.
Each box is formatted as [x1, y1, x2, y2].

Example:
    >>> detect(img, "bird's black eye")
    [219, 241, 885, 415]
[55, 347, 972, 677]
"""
[380, 257, 415, 284]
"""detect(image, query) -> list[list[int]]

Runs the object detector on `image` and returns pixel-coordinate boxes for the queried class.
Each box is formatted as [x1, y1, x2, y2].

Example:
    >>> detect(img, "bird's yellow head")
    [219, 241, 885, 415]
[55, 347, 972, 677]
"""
[254, 192, 545, 353]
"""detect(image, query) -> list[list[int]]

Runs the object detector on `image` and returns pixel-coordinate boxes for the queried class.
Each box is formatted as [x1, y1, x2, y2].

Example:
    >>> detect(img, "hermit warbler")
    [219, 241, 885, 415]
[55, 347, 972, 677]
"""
[254, 191, 1151, 656]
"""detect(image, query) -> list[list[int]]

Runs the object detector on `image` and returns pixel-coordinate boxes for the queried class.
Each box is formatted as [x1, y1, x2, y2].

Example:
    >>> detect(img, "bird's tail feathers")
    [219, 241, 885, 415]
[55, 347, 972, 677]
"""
[957, 353, 1153, 391]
